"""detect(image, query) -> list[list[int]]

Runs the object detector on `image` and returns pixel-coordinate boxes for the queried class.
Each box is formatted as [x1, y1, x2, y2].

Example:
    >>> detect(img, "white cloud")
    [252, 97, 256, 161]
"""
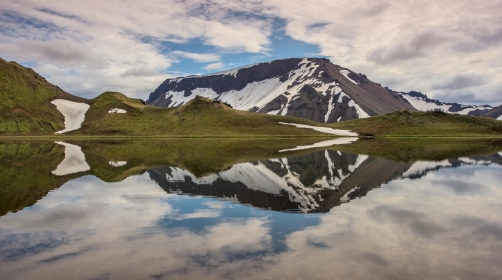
[258, 0, 502, 104]
[1, 0, 501, 104]
[0, 0, 273, 99]
[171, 51, 221, 63]
[203, 62, 225, 71]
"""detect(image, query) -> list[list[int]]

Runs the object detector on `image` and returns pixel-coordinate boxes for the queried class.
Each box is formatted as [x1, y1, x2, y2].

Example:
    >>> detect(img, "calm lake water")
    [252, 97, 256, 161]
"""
[1, 139, 502, 279]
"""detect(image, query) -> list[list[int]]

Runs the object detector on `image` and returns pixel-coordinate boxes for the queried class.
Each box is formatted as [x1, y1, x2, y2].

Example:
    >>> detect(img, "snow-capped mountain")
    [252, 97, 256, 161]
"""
[147, 58, 496, 123]
[481, 104, 502, 120]
[399, 91, 493, 117]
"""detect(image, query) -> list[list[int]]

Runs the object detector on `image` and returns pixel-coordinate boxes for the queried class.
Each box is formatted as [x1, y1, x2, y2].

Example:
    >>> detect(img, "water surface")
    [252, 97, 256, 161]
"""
[1, 139, 502, 279]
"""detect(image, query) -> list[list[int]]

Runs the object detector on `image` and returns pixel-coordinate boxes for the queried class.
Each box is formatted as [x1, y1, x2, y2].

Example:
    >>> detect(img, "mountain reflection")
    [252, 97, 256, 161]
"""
[1, 139, 502, 216]
[1, 140, 502, 279]
[149, 151, 502, 213]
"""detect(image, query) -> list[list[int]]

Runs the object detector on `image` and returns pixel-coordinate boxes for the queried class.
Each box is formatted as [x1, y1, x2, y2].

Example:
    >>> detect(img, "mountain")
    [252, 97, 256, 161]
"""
[481, 104, 502, 120]
[398, 91, 493, 116]
[147, 58, 495, 123]
[0, 58, 88, 135]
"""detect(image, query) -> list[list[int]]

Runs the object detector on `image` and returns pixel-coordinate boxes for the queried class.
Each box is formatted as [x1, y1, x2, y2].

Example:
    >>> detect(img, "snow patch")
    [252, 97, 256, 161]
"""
[108, 108, 127, 114]
[348, 100, 370, 118]
[163, 59, 324, 113]
[401, 95, 451, 112]
[278, 122, 358, 136]
[455, 106, 486, 115]
[51, 99, 90, 134]
[279, 138, 359, 152]
[340, 70, 358, 85]
[497, 115, 502, 121]
[340, 186, 360, 203]
[109, 161, 127, 167]
[325, 94, 335, 123]
[51, 142, 90, 176]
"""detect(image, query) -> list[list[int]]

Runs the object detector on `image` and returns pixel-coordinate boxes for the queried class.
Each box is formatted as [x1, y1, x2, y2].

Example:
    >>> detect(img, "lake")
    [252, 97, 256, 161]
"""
[1, 138, 502, 279]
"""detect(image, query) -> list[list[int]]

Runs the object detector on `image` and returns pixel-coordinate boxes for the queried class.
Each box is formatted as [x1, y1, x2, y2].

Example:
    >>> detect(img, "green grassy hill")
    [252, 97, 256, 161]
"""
[0, 58, 87, 135]
[330, 110, 502, 137]
[74, 92, 336, 137]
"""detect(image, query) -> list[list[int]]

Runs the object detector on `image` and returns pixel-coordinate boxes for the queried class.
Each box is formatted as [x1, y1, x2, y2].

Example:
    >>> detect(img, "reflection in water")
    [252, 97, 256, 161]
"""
[51, 141, 90, 176]
[1, 141, 502, 279]
[149, 150, 368, 212]
[278, 137, 358, 152]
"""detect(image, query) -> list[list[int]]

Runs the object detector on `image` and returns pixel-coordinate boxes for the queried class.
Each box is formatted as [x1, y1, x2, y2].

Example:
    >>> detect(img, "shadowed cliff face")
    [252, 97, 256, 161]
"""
[147, 58, 496, 123]
[482, 104, 502, 119]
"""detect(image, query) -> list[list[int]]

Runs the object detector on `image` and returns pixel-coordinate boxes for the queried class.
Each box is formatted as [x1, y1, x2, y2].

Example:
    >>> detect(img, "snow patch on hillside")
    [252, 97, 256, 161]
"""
[401, 94, 491, 115]
[51, 142, 90, 176]
[163, 59, 326, 113]
[337, 91, 370, 119]
[278, 122, 358, 136]
[51, 99, 90, 134]
[455, 105, 491, 115]
[109, 161, 127, 167]
[108, 108, 127, 114]
[401, 95, 451, 112]
[348, 100, 370, 118]
[340, 70, 358, 85]
[498, 115, 502, 121]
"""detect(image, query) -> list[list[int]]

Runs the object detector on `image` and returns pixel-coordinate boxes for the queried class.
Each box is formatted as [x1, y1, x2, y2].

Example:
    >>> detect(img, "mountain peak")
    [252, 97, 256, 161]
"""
[147, 57, 500, 122]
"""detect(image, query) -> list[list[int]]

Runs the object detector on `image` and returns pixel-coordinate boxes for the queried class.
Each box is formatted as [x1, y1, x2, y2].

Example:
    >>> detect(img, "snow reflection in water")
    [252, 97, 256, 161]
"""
[1, 145, 502, 280]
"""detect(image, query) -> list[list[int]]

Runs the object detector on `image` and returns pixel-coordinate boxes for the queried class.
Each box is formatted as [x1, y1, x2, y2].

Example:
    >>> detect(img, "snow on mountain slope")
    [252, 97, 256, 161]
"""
[148, 58, 417, 123]
[51, 99, 90, 134]
[481, 104, 502, 120]
[148, 58, 498, 123]
[399, 91, 493, 116]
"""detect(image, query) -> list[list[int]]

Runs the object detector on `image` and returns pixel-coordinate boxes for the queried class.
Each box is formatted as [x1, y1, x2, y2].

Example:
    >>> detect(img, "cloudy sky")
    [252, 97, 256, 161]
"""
[1, 0, 501, 104]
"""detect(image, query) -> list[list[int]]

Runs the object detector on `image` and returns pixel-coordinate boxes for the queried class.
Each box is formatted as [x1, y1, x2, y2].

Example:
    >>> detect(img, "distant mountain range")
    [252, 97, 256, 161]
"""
[147, 58, 502, 122]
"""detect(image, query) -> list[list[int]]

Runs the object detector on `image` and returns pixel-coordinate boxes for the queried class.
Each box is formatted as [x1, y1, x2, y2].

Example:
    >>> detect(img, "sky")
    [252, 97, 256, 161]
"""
[1, 0, 501, 105]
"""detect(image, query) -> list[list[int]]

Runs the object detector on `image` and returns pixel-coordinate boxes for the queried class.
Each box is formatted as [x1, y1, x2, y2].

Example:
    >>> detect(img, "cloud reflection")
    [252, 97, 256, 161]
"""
[0, 161, 502, 279]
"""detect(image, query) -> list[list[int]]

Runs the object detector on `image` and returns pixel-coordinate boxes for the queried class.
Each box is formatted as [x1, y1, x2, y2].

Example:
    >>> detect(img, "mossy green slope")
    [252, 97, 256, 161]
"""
[330, 110, 502, 137]
[0, 58, 88, 135]
[75, 92, 336, 137]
